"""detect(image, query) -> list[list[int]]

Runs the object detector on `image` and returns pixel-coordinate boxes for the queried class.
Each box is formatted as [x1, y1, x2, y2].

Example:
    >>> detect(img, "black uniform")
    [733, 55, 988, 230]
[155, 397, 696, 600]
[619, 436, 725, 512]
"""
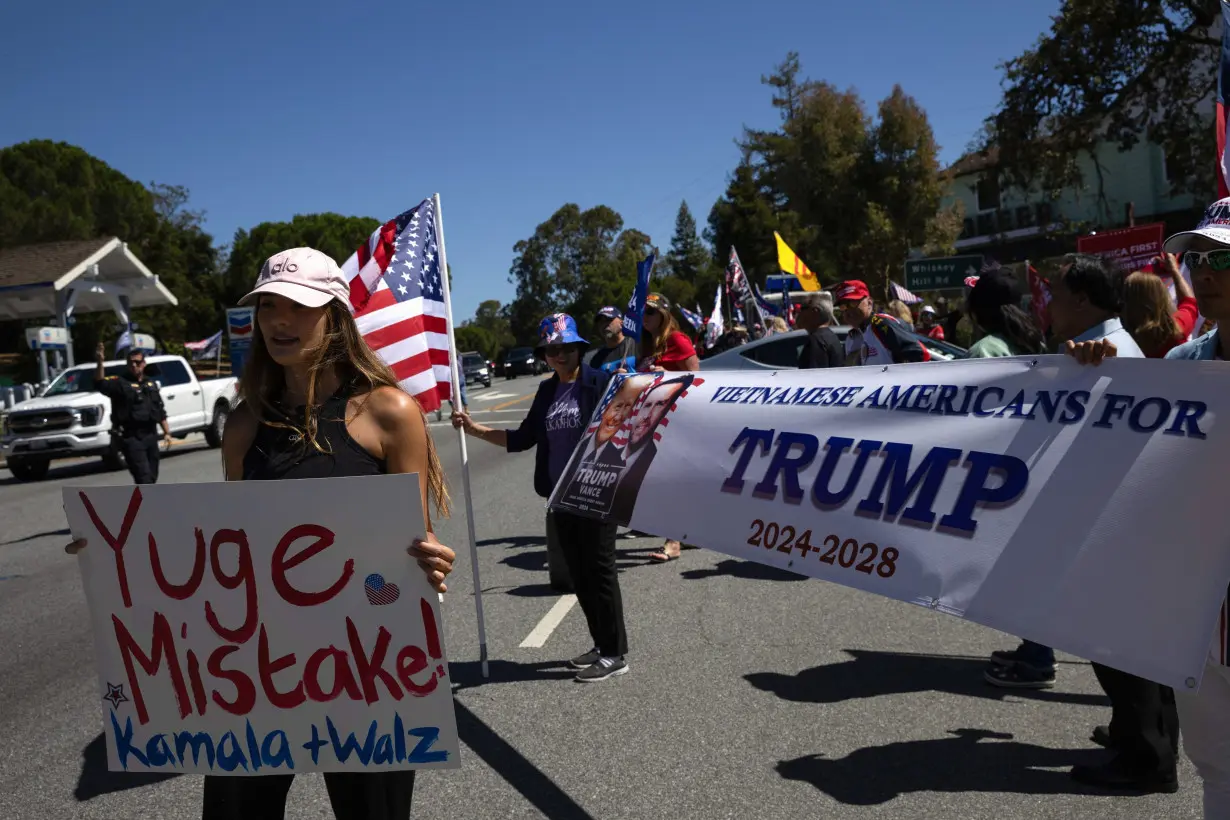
[97, 373, 167, 484]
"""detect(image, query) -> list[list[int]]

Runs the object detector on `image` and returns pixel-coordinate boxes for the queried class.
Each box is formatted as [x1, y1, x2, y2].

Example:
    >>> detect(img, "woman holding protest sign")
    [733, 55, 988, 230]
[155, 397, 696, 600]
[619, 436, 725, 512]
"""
[66, 247, 456, 820]
[638, 292, 699, 562]
[452, 313, 631, 682]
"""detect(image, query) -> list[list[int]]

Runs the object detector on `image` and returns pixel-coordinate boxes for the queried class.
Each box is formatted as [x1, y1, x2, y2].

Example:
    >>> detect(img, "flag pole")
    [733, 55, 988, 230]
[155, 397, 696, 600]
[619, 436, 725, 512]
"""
[431, 193, 489, 679]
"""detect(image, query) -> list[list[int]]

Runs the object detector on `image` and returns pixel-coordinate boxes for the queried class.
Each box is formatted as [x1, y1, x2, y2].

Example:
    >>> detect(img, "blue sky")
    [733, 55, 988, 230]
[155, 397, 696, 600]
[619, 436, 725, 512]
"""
[2, 0, 1057, 328]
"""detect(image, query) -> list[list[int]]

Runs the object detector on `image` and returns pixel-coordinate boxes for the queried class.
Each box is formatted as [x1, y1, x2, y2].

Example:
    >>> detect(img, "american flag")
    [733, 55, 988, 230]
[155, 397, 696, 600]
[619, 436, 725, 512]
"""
[890, 281, 923, 305]
[341, 199, 452, 412]
[1219, 0, 1230, 198]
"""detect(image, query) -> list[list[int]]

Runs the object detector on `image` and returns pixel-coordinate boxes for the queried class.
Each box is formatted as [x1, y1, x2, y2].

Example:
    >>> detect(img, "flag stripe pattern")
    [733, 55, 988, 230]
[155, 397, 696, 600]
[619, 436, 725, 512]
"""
[340, 199, 452, 412]
[890, 282, 923, 304]
[1219, 0, 1230, 199]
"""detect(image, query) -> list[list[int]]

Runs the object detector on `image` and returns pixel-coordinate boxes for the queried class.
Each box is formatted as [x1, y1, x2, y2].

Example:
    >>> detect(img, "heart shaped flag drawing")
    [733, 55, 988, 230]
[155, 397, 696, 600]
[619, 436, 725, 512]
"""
[364, 573, 401, 606]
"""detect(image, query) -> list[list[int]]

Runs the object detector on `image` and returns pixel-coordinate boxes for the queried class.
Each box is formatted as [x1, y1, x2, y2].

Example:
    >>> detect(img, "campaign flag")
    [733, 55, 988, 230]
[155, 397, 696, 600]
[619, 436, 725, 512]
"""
[774, 232, 820, 291]
[621, 253, 655, 341]
[185, 330, 223, 360]
[726, 248, 755, 305]
[1218, 0, 1230, 198]
[679, 305, 705, 332]
[752, 282, 781, 317]
[548, 359, 1230, 691]
[341, 199, 451, 412]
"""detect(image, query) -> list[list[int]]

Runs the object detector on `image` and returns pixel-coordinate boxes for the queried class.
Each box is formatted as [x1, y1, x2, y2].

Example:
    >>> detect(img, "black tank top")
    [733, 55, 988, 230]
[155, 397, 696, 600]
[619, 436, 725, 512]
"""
[242, 382, 387, 480]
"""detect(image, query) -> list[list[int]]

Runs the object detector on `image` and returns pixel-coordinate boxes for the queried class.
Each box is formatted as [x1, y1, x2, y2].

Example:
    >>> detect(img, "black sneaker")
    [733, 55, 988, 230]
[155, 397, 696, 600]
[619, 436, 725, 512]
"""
[576, 656, 628, 682]
[569, 647, 601, 669]
[989, 648, 1056, 672]
[984, 661, 1056, 689]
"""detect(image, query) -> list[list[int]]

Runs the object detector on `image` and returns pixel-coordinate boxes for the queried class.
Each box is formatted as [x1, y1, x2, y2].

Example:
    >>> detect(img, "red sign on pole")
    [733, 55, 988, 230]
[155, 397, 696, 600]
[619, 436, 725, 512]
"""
[1076, 223, 1165, 273]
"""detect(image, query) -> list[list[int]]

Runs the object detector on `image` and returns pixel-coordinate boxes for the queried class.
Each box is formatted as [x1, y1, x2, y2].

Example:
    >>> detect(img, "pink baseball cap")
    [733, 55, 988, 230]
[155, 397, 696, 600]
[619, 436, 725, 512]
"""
[239, 248, 352, 311]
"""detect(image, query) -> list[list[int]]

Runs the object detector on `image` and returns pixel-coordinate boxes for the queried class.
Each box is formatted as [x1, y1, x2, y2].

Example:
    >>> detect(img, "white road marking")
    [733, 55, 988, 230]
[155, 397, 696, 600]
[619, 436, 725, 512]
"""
[474, 392, 515, 402]
[519, 595, 578, 648]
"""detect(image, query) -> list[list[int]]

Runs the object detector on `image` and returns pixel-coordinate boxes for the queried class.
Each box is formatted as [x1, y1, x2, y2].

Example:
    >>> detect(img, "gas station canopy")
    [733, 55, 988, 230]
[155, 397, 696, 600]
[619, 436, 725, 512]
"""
[0, 237, 177, 322]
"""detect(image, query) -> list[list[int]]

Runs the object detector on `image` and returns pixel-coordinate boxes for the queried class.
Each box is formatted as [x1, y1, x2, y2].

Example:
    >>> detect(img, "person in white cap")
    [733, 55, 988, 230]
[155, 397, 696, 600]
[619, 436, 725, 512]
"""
[66, 247, 457, 820]
[1159, 198, 1230, 817]
[918, 304, 945, 341]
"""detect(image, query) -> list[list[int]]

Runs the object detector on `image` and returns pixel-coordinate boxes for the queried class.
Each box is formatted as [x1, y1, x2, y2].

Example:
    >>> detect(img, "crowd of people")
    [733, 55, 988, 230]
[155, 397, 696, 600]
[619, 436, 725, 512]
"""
[59, 193, 1230, 817]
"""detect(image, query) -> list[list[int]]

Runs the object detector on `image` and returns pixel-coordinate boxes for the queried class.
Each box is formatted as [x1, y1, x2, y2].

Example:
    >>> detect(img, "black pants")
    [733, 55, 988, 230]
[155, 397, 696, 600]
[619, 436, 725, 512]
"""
[201, 770, 415, 819]
[1092, 662, 1179, 776]
[120, 429, 160, 484]
[551, 511, 628, 657]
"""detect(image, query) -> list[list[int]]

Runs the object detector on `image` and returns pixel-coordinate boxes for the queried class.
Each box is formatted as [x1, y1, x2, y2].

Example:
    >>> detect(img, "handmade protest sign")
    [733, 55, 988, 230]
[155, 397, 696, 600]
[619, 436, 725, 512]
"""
[549, 358, 1230, 691]
[63, 473, 459, 775]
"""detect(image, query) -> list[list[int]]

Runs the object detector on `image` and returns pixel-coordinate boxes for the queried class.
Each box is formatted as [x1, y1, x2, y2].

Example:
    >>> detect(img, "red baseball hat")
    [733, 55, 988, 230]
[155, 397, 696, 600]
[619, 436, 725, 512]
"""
[832, 280, 870, 303]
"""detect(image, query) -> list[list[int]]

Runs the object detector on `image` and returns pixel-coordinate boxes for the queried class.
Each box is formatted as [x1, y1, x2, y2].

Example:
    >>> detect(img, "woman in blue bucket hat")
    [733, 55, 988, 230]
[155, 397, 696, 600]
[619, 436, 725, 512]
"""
[452, 313, 630, 681]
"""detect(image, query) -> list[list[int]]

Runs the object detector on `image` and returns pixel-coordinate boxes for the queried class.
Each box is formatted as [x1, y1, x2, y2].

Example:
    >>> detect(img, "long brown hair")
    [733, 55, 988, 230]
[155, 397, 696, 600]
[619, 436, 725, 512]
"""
[239, 299, 450, 519]
[641, 307, 683, 362]
[1122, 271, 1179, 357]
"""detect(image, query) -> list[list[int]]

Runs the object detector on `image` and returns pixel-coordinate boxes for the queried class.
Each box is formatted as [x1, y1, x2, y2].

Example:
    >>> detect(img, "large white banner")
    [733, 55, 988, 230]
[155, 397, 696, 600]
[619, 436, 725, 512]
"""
[548, 358, 1230, 691]
[63, 474, 460, 775]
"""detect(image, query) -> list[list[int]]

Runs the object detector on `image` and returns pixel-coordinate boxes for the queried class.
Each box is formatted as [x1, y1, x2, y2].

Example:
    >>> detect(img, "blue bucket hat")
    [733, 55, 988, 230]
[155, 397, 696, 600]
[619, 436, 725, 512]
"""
[537, 313, 588, 351]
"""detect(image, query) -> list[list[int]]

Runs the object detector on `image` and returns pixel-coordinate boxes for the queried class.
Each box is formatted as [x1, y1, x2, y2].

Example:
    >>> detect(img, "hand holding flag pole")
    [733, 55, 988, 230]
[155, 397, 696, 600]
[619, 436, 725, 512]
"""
[431, 193, 490, 679]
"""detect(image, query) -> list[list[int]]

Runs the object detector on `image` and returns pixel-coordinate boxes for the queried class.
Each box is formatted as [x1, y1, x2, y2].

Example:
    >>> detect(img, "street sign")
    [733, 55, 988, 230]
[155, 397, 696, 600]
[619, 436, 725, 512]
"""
[904, 255, 984, 292]
[226, 307, 255, 378]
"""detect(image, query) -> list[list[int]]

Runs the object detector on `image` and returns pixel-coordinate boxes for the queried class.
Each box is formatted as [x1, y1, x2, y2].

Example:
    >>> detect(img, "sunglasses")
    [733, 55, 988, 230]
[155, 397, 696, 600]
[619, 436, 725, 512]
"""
[1181, 250, 1230, 271]
[543, 345, 570, 358]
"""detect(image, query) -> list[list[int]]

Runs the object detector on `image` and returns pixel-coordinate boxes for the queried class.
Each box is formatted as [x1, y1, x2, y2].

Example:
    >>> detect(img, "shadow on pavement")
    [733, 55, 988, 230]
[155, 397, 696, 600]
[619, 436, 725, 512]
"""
[477, 536, 546, 549]
[449, 659, 576, 693]
[777, 728, 1105, 805]
[747, 649, 1108, 707]
[1, 526, 69, 545]
[74, 733, 179, 802]
[448, 660, 596, 817]
[452, 700, 596, 819]
[499, 546, 650, 575]
[681, 558, 807, 582]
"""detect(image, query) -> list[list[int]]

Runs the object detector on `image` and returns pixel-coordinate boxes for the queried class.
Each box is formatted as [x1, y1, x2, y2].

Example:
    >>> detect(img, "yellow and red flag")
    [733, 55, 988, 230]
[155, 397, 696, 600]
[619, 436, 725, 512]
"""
[774, 232, 820, 291]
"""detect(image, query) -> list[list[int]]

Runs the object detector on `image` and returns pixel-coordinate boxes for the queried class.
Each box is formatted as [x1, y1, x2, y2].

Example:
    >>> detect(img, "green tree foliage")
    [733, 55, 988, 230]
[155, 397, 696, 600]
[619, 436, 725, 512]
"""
[456, 299, 515, 361]
[983, 0, 1220, 201]
[707, 54, 956, 296]
[506, 204, 652, 343]
[222, 213, 381, 307]
[664, 201, 711, 283]
[0, 140, 219, 359]
[706, 159, 783, 285]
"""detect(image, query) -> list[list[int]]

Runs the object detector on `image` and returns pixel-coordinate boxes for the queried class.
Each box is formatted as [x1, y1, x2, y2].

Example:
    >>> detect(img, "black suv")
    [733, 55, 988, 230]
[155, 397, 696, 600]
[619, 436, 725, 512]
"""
[461, 352, 491, 388]
[503, 346, 546, 379]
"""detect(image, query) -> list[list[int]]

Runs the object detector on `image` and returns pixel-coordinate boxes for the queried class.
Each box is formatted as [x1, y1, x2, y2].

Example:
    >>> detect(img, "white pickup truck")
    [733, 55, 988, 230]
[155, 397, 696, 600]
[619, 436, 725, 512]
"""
[0, 355, 239, 482]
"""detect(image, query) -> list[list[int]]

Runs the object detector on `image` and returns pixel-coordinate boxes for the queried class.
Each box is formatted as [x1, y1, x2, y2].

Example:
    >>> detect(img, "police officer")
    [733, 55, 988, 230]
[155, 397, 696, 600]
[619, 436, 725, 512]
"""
[95, 341, 172, 484]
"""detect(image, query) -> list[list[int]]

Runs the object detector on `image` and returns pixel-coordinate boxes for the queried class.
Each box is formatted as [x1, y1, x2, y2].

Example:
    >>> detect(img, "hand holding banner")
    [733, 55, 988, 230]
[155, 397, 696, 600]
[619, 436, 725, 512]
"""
[63, 474, 459, 775]
[549, 359, 1230, 691]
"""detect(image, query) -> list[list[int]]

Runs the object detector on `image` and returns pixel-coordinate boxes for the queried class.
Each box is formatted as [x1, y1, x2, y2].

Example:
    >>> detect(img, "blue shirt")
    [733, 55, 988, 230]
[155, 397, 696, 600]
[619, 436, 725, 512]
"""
[1073, 317, 1145, 358]
[1165, 328, 1222, 361]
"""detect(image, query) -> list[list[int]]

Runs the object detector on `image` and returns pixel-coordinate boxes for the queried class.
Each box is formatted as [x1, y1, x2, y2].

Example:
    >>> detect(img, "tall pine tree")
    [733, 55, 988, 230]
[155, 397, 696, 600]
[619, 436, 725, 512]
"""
[664, 201, 710, 283]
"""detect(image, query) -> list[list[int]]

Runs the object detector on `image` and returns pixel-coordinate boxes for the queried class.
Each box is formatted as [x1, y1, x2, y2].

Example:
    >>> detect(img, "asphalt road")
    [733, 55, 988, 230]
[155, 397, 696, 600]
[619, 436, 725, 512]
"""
[0, 372, 1203, 819]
